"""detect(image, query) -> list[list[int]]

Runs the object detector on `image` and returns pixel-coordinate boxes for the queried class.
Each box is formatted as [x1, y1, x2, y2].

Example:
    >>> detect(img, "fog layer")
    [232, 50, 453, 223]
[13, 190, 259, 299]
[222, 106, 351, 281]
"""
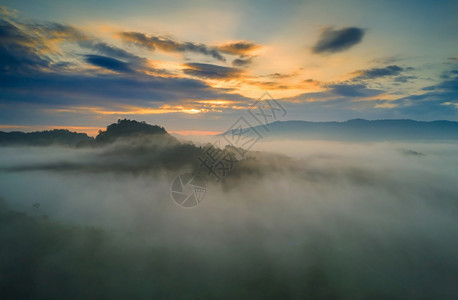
[0, 139, 457, 299]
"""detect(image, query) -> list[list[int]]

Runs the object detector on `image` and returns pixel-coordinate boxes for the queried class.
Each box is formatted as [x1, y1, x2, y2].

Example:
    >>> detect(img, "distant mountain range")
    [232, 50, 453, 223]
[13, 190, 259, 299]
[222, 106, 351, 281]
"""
[223, 119, 458, 141]
[2, 119, 458, 146]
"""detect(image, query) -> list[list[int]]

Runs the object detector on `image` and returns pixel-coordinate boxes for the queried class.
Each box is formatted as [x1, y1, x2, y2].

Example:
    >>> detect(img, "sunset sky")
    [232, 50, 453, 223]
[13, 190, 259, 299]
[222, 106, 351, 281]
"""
[1, 0, 457, 135]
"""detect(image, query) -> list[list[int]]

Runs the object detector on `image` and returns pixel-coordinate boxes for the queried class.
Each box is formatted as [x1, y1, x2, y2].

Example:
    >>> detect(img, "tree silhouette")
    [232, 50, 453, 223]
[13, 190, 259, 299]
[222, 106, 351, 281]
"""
[95, 119, 168, 143]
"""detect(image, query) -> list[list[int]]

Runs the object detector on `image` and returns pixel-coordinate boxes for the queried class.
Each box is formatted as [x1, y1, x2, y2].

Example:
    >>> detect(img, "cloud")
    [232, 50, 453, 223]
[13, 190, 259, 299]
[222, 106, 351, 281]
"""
[0, 15, 146, 75]
[119, 31, 226, 62]
[372, 55, 404, 65]
[266, 73, 295, 79]
[388, 75, 458, 119]
[32, 22, 145, 64]
[84, 55, 133, 73]
[0, 6, 17, 17]
[327, 83, 384, 97]
[232, 57, 253, 67]
[218, 41, 260, 67]
[352, 65, 405, 80]
[34, 21, 86, 42]
[1, 8, 456, 124]
[218, 41, 260, 56]
[312, 27, 365, 54]
[422, 75, 458, 92]
[394, 75, 417, 83]
[0, 20, 50, 73]
[0, 13, 253, 121]
[183, 63, 244, 80]
[81, 40, 143, 61]
[0, 71, 246, 106]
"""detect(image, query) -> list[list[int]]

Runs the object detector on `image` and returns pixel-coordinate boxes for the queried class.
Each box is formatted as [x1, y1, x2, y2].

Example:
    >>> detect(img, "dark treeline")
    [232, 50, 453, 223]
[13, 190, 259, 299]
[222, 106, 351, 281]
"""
[0, 129, 92, 146]
[0, 119, 169, 147]
[0, 119, 243, 178]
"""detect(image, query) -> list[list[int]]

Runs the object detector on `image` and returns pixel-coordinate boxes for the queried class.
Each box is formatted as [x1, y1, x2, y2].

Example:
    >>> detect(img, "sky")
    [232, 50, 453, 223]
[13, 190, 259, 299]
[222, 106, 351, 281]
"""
[0, 0, 457, 135]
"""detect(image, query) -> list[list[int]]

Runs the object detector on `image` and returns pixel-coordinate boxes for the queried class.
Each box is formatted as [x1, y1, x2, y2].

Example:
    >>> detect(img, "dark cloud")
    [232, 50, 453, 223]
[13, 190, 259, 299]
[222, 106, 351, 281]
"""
[0, 17, 146, 75]
[327, 83, 384, 97]
[183, 63, 244, 79]
[394, 75, 417, 83]
[218, 41, 260, 55]
[0, 20, 50, 73]
[84, 55, 133, 73]
[392, 98, 457, 120]
[232, 57, 253, 67]
[439, 69, 458, 79]
[266, 73, 295, 79]
[51, 61, 76, 70]
[389, 76, 458, 119]
[119, 32, 226, 62]
[372, 55, 404, 65]
[0, 71, 247, 107]
[217, 41, 259, 67]
[422, 76, 458, 91]
[353, 65, 404, 80]
[81, 41, 143, 62]
[400, 149, 424, 156]
[312, 27, 365, 54]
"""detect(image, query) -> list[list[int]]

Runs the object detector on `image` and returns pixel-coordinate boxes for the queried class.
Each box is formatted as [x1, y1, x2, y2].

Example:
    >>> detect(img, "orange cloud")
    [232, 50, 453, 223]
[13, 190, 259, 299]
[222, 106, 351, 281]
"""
[218, 41, 261, 56]
[47, 105, 210, 115]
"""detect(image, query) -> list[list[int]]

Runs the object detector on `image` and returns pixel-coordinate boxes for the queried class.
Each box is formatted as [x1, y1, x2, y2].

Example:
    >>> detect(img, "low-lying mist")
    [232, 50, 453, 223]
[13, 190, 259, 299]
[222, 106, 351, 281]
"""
[0, 138, 457, 299]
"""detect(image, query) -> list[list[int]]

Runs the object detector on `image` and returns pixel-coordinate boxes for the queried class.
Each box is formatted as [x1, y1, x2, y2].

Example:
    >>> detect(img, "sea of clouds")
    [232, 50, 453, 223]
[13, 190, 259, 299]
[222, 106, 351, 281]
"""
[0, 139, 457, 299]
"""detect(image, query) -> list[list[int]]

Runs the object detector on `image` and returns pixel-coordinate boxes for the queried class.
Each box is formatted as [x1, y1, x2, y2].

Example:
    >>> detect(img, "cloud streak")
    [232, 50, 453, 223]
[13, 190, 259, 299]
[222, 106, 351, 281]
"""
[352, 65, 407, 80]
[119, 31, 226, 62]
[218, 41, 260, 55]
[183, 63, 244, 80]
[312, 27, 365, 54]
[84, 55, 133, 73]
[232, 57, 253, 67]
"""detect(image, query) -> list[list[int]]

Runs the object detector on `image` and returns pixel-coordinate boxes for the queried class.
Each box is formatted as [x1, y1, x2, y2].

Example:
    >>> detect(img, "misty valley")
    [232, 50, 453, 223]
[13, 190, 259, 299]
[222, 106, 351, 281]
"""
[0, 120, 457, 299]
